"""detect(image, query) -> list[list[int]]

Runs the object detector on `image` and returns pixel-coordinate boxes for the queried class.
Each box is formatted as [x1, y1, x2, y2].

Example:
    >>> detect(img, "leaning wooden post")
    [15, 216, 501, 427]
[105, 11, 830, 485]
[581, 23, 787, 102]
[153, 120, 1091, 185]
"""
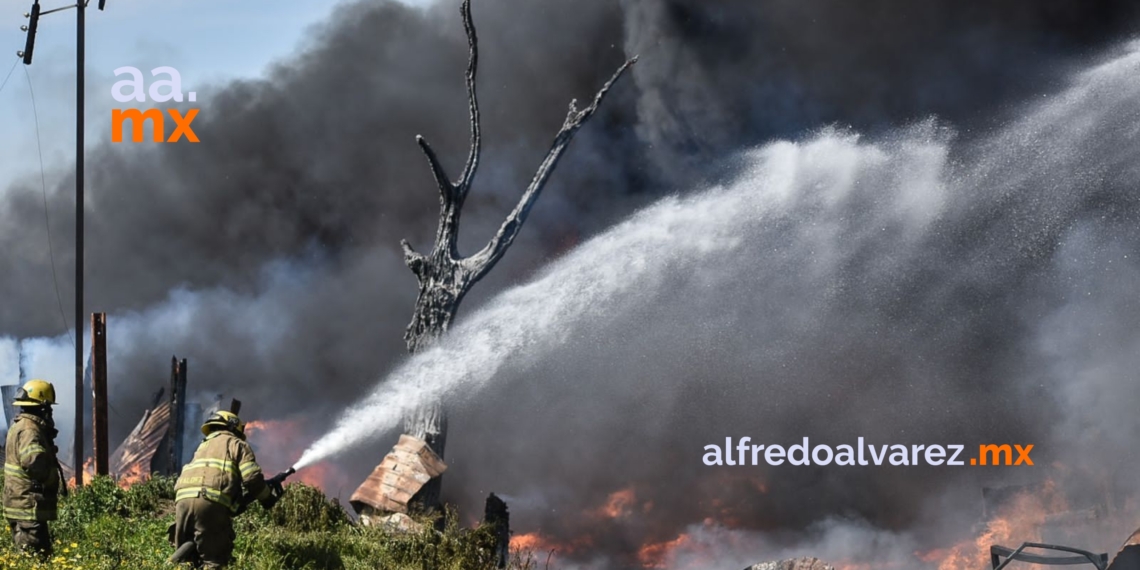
[91, 312, 109, 476]
[167, 356, 188, 474]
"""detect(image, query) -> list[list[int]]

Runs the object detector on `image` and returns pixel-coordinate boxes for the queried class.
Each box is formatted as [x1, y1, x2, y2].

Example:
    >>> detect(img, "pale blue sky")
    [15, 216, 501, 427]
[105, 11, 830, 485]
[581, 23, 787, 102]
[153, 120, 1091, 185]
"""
[0, 0, 434, 194]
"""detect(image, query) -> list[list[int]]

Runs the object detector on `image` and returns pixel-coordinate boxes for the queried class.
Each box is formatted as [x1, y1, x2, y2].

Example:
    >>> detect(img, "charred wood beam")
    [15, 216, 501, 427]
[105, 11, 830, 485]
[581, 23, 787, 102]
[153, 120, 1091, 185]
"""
[91, 313, 109, 476]
[167, 357, 187, 476]
[484, 493, 510, 569]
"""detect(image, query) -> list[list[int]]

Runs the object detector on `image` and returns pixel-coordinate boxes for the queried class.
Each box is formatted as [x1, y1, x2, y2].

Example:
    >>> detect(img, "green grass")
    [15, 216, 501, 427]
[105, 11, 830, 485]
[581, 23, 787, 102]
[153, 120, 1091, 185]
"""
[0, 474, 542, 570]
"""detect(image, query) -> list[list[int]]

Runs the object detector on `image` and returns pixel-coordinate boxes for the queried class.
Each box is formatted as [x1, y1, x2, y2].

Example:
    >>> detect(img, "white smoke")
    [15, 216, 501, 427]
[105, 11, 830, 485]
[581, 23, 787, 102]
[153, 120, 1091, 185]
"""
[293, 124, 947, 469]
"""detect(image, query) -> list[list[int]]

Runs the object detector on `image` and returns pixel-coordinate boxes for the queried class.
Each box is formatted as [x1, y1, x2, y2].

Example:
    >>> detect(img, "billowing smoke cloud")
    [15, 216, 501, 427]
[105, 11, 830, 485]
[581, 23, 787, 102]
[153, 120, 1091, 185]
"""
[428, 41, 1140, 568]
[2, 0, 1140, 567]
[0, 0, 638, 439]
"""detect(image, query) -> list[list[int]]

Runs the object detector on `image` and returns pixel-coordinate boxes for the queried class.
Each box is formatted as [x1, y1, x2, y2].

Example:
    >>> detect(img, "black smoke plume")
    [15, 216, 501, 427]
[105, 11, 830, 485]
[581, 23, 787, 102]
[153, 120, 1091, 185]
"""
[2, 0, 1139, 567]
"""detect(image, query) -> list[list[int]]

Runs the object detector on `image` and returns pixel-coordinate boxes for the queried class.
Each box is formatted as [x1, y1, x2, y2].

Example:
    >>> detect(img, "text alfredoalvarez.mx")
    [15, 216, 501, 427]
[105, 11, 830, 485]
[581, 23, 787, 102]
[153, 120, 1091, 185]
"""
[110, 66, 199, 143]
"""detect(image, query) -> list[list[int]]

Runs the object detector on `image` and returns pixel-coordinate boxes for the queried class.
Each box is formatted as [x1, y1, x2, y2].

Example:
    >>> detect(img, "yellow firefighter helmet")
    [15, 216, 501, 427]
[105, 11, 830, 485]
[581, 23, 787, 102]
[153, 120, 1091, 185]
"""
[12, 379, 57, 407]
[201, 410, 245, 439]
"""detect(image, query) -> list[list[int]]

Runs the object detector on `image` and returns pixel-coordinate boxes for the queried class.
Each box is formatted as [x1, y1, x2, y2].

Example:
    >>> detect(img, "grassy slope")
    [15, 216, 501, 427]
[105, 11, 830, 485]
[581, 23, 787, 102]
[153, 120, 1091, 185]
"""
[0, 474, 539, 570]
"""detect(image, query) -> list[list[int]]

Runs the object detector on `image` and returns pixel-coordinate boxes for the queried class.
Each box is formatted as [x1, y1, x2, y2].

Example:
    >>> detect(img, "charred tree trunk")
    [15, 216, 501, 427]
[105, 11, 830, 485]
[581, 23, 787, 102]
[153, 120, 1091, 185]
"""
[398, 0, 636, 511]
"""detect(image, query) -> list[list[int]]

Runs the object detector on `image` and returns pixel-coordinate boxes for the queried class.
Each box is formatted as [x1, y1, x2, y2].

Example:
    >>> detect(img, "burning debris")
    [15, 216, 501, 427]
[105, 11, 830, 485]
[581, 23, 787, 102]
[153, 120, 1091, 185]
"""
[921, 475, 1123, 570]
[349, 434, 447, 528]
[746, 558, 835, 570]
[108, 390, 171, 485]
[59, 458, 92, 489]
[103, 359, 205, 486]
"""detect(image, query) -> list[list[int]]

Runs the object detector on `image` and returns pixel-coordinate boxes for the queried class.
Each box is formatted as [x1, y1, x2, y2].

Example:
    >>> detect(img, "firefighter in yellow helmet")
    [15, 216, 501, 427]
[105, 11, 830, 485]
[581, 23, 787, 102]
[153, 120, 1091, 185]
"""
[170, 410, 281, 568]
[2, 379, 63, 559]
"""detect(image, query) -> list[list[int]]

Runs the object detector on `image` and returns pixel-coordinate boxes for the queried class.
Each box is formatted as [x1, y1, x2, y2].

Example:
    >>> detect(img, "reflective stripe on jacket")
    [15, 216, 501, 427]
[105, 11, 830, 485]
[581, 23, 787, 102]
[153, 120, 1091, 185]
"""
[2, 413, 61, 521]
[174, 431, 270, 513]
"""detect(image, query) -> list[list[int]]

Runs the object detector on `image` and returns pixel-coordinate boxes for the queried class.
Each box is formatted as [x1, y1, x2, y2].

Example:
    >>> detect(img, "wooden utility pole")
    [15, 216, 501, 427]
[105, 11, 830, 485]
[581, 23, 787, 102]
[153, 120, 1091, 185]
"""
[91, 313, 108, 475]
[16, 0, 110, 487]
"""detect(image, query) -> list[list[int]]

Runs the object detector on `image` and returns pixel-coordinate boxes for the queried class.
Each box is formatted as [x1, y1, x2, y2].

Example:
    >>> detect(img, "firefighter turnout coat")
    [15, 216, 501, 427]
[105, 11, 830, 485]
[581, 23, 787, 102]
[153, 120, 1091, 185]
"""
[3, 413, 61, 522]
[175, 430, 271, 512]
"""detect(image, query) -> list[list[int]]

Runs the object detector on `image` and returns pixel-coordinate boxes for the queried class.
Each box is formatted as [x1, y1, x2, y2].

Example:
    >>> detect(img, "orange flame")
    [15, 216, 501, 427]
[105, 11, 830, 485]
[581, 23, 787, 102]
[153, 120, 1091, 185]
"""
[116, 459, 150, 488]
[295, 461, 334, 489]
[65, 456, 155, 490]
[509, 472, 1103, 570]
[596, 487, 636, 520]
[510, 532, 549, 552]
[241, 418, 354, 495]
[925, 479, 1069, 570]
[508, 531, 596, 558]
[65, 457, 96, 489]
[637, 533, 692, 568]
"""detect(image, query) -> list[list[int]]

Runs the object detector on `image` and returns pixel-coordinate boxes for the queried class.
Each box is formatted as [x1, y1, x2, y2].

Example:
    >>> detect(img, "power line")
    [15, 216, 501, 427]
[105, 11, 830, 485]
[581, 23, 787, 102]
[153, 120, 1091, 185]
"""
[18, 62, 123, 423]
[22, 64, 74, 349]
[0, 57, 18, 97]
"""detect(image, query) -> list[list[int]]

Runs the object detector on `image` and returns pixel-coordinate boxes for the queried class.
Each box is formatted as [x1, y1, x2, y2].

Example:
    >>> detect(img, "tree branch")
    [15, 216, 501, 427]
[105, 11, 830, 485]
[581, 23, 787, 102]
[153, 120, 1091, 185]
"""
[416, 135, 457, 204]
[465, 56, 638, 279]
[401, 239, 428, 275]
[567, 56, 638, 129]
[405, 0, 480, 269]
[455, 0, 481, 199]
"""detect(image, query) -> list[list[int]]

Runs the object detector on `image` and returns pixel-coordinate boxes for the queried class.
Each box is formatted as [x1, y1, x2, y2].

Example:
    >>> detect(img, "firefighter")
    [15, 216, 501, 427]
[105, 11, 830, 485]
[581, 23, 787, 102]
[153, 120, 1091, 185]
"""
[2, 379, 63, 559]
[170, 410, 281, 568]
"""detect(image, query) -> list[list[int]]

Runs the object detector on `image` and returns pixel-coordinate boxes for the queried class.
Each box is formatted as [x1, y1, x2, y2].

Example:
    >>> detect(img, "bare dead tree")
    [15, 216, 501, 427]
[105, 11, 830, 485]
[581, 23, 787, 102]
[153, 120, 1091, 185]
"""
[396, 0, 636, 509]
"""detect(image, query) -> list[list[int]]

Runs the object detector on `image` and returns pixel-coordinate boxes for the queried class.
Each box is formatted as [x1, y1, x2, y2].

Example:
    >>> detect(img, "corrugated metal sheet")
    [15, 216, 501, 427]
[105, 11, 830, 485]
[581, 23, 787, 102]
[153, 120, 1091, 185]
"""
[1, 385, 18, 437]
[109, 401, 171, 479]
[0, 384, 15, 448]
[349, 434, 447, 515]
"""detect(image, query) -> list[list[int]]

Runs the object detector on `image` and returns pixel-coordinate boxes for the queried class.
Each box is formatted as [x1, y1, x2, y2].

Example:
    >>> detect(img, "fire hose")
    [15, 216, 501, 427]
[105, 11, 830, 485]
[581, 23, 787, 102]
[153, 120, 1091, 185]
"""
[236, 467, 295, 514]
[266, 467, 296, 496]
